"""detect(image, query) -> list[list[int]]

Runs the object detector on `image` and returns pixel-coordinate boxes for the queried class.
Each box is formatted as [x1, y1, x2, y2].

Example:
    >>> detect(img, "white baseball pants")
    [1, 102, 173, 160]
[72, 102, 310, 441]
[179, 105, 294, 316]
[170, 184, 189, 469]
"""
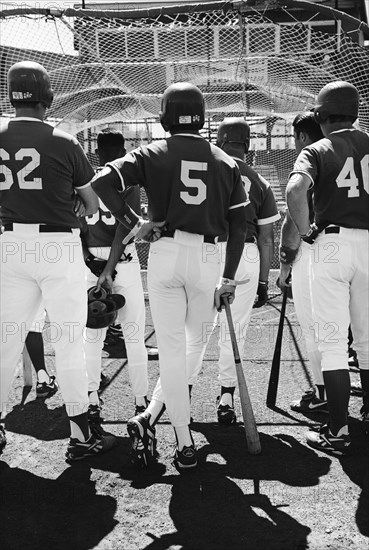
[310, 227, 369, 373]
[148, 231, 220, 428]
[1, 225, 89, 417]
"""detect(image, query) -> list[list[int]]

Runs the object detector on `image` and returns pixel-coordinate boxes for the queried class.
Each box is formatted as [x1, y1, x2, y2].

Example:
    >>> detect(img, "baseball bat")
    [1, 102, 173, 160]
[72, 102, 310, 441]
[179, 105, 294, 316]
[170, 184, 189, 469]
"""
[223, 298, 261, 455]
[266, 287, 288, 407]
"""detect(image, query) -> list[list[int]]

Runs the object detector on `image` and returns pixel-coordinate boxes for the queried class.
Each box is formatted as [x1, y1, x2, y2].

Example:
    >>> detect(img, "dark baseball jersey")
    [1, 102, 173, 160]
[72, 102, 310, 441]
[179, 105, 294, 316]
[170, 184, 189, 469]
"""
[83, 185, 140, 247]
[291, 128, 369, 229]
[233, 157, 280, 240]
[108, 134, 248, 237]
[0, 117, 95, 227]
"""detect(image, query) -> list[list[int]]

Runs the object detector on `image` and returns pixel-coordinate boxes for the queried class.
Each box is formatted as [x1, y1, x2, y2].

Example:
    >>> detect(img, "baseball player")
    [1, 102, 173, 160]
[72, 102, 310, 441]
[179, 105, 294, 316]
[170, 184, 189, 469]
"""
[212, 118, 280, 423]
[278, 113, 327, 412]
[91, 82, 249, 470]
[286, 81, 369, 454]
[0, 61, 117, 460]
[82, 128, 150, 432]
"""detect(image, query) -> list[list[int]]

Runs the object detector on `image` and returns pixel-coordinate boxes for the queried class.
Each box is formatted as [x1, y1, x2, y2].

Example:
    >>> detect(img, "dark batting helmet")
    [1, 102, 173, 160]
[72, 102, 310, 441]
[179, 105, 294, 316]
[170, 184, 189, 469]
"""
[8, 61, 54, 108]
[216, 118, 251, 150]
[159, 82, 205, 132]
[313, 81, 359, 124]
[87, 286, 125, 330]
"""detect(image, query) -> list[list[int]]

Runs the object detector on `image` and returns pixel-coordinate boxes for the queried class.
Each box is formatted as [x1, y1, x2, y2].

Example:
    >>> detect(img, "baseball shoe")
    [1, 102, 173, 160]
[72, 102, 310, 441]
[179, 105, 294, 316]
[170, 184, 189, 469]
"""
[0, 425, 7, 456]
[290, 389, 328, 413]
[127, 414, 157, 467]
[65, 432, 117, 462]
[305, 424, 351, 456]
[216, 396, 236, 425]
[36, 375, 59, 398]
[350, 382, 363, 397]
[173, 444, 197, 471]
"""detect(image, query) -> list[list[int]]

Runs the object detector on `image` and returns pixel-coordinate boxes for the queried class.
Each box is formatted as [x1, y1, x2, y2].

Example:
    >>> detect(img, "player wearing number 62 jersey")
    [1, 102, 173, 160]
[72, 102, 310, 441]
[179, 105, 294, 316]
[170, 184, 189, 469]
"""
[287, 80, 369, 455]
[91, 82, 249, 470]
[0, 61, 117, 462]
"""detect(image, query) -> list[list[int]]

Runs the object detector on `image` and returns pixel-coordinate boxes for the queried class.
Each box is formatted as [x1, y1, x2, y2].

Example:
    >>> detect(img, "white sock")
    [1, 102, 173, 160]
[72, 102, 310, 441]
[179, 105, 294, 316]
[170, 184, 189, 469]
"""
[88, 390, 100, 406]
[219, 393, 233, 407]
[145, 399, 164, 425]
[37, 370, 50, 384]
[174, 426, 193, 450]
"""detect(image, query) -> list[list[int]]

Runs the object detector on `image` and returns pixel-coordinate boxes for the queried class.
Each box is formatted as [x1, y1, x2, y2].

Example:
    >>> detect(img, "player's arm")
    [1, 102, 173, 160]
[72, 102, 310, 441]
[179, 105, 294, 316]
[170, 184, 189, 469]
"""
[91, 166, 165, 242]
[286, 172, 311, 237]
[96, 223, 127, 291]
[75, 184, 99, 216]
[277, 209, 300, 291]
[215, 204, 248, 311]
[254, 222, 274, 307]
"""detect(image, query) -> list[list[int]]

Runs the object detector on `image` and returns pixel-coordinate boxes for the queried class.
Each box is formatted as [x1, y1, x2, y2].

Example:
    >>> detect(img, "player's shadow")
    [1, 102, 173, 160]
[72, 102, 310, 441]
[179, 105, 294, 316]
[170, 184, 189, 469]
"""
[192, 422, 331, 486]
[0, 461, 118, 550]
[141, 465, 311, 550]
[4, 399, 70, 440]
[337, 418, 369, 537]
[134, 424, 331, 550]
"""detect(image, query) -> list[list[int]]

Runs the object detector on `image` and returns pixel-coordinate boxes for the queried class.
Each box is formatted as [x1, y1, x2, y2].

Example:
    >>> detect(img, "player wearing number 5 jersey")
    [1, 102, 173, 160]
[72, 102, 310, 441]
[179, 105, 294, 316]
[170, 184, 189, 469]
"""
[91, 82, 249, 470]
[287, 81, 369, 454]
[0, 61, 117, 461]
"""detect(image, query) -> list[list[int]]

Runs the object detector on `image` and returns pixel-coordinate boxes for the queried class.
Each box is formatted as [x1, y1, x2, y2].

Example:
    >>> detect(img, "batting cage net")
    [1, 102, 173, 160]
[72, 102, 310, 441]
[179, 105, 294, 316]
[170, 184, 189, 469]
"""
[1, 0, 368, 268]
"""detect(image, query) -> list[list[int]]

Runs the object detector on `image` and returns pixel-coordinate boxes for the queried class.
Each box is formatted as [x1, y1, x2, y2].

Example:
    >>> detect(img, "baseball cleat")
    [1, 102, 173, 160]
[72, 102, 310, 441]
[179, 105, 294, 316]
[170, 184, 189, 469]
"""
[305, 424, 351, 456]
[0, 425, 7, 456]
[127, 414, 157, 467]
[65, 432, 117, 461]
[290, 389, 328, 413]
[216, 396, 236, 425]
[173, 444, 197, 471]
[36, 375, 59, 398]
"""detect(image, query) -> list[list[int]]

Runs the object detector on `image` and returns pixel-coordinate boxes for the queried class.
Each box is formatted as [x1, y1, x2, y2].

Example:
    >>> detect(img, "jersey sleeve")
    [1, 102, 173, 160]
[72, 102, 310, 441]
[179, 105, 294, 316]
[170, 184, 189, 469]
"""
[229, 168, 249, 210]
[257, 184, 280, 225]
[108, 148, 146, 191]
[289, 147, 318, 189]
[72, 139, 95, 189]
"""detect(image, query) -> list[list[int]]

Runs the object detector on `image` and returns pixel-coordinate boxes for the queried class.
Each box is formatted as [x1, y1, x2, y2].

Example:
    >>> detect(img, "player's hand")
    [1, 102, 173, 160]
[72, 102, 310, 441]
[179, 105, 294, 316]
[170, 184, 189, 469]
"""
[253, 281, 268, 308]
[276, 264, 292, 292]
[214, 284, 236, 312]
[73, 195, 86, 217]
[96, 270, 116, 292]
[136, 220, 167, 243]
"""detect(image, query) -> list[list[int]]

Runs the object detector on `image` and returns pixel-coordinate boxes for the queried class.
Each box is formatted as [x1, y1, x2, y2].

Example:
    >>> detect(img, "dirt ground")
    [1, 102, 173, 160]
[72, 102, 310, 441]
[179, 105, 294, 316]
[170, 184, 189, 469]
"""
[1, 273, 368, 550]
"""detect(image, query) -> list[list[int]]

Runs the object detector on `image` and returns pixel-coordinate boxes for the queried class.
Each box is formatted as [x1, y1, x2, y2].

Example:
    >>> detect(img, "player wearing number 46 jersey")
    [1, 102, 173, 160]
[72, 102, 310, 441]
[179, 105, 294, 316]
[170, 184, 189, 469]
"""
[287, 81, 369, 455]
[91, 82, 249, 470]
[0, 61, 117, 461]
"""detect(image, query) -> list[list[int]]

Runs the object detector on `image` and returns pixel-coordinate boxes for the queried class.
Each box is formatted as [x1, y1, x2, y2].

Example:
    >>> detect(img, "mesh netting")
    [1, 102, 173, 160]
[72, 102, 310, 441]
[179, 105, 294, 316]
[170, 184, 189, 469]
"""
[1, 1, 368, 267]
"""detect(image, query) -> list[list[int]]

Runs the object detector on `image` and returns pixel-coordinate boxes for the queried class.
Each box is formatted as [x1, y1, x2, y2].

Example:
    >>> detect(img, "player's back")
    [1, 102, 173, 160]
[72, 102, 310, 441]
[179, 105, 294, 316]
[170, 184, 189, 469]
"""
[312, 128, 369, 229]
[119, 134, 245, 237]
[0, 118, 94, 227]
